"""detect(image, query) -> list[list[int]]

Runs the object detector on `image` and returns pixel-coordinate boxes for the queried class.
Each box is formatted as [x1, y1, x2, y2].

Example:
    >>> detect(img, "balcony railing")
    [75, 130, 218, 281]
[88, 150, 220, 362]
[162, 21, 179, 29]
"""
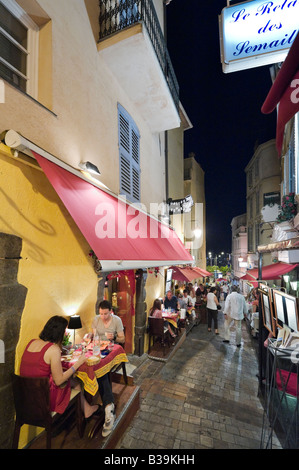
[99, 0, 179, 111]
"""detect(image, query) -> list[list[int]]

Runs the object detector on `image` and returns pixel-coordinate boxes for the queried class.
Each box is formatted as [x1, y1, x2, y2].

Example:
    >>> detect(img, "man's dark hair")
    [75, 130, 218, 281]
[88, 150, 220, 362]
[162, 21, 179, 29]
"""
[99, 300, 112, 311]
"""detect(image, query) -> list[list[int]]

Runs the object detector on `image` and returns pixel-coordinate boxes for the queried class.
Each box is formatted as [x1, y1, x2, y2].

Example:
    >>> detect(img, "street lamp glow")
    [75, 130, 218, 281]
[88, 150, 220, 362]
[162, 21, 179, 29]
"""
[193, 228, 202, 238]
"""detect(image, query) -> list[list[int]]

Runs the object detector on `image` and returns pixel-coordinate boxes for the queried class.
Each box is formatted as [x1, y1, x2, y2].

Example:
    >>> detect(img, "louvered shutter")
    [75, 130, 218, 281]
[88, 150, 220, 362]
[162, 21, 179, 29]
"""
[118, 103, 140, 202]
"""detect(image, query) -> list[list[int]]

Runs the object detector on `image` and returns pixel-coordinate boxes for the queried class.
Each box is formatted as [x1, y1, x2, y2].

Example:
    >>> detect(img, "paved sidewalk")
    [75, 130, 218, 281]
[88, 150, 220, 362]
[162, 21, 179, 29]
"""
[117, 312, 282, 449]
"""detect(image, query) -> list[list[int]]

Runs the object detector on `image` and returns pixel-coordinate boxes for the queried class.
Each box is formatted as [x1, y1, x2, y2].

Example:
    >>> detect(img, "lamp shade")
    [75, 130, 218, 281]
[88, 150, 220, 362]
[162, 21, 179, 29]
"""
[68, 315, 82, 330]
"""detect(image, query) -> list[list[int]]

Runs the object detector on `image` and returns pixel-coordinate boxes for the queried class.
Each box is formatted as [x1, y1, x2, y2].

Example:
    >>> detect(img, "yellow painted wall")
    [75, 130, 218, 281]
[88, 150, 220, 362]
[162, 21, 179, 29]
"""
[0, 144, 99, 447]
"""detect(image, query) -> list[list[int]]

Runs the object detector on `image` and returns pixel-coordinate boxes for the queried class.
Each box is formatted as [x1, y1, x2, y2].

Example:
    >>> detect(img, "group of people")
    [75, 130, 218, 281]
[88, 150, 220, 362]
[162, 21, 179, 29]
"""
[204, 283, 248, 347]
[148, 288, 197, 342]
[19, 281, 249, 441]
[19, 300, 124, 438]
[149, 281, 248, 348]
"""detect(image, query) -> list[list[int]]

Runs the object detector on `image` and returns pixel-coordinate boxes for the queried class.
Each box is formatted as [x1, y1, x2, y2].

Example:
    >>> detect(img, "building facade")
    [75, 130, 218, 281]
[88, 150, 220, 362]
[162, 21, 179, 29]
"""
[183, 153, 206, 269]
[231, 213, 247, 280]
[245, 139, 281, 269]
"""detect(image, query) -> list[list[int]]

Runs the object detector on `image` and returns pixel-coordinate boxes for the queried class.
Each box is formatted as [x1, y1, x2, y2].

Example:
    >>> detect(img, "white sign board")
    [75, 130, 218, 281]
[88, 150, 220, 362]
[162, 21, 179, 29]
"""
[219, 0, 299, 73]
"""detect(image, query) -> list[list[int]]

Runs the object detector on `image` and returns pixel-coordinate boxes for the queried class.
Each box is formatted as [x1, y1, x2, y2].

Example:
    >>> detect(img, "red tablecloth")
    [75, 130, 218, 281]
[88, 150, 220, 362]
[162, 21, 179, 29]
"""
[276, 370, 298, 397]
[162, 313, 179, 329]
[62, 344, 128, 396]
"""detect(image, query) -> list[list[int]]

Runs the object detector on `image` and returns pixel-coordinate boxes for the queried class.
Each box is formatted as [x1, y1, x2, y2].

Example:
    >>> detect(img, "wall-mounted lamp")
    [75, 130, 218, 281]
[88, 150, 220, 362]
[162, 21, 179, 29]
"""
[290, 281, 298, 290]
[283, 275, 290, 283]
[79, 161, 101, 176]
[193, 228, 202, 238]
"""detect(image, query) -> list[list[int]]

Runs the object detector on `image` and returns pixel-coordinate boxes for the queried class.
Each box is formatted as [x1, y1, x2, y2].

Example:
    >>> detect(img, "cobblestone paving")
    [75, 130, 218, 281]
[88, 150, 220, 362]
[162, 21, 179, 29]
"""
[117, 312, 282, 450]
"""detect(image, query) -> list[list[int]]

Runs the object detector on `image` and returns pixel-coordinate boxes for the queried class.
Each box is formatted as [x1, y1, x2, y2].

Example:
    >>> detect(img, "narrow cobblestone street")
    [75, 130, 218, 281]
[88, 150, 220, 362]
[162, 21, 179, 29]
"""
[117, 311, 282, 450]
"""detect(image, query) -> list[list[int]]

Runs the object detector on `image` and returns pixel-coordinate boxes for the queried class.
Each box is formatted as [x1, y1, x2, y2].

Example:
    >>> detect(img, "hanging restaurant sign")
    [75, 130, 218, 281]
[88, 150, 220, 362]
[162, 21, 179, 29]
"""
[167, 195, 194, 215]
[219, 0, 299, 73]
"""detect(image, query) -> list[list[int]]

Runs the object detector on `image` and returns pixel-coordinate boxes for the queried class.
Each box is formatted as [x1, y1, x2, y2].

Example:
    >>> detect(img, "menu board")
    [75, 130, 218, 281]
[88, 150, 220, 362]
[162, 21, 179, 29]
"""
[165, 269, 172, 293]
[274, 293, 285, 325]
[273, 290, 299, 333]
[259, 284, 276, 336]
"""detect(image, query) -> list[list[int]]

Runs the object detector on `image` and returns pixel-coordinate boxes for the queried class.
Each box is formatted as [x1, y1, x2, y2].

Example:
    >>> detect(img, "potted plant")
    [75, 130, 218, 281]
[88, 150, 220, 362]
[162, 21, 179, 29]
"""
[62, 331, 72, 353]
[276, 193, 297, 223]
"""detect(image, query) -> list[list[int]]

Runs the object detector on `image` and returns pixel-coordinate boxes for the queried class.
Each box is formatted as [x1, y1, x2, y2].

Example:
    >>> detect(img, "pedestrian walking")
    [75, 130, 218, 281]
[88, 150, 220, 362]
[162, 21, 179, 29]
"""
[206, 286, 220, 334]
[223, 286, 248, 347]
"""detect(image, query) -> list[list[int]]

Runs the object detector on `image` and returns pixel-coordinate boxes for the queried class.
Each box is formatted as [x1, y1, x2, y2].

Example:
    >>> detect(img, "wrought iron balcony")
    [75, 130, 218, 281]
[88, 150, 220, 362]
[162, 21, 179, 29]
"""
[99, 0, 179, 115]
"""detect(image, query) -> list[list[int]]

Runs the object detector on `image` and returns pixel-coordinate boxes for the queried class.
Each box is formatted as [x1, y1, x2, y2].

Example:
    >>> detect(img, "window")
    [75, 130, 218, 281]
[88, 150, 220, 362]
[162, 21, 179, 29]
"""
[285, 125, 296, 195]
[255, 223, 259, 249]
[263, 192, 280, 207]
[118, 103, 140, 203]
[256, 190, 260, 215]
[0, 0, 39, 97]
[248, 226, 253, 253]
[247, 168, 253, 189]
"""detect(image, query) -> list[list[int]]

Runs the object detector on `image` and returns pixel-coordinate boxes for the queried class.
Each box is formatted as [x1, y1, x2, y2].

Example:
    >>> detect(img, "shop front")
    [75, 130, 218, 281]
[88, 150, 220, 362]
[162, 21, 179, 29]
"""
[30, 148, 194, 358]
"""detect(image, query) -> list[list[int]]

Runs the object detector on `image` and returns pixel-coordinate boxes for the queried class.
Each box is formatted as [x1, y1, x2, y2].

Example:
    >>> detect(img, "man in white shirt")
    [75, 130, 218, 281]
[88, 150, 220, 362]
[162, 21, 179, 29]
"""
[223, 286, 248, 347]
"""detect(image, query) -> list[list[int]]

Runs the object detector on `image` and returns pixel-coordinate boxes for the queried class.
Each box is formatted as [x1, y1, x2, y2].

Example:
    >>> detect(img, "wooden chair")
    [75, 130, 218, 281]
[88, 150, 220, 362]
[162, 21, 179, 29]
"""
[11, 374, 84, 449]
[148, 316, 170, 356]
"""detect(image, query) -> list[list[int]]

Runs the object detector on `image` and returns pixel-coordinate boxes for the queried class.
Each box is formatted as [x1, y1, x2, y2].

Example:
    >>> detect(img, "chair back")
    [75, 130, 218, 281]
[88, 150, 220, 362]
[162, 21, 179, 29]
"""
[148, 316, 164, 336]
[12, 374, 51, 427]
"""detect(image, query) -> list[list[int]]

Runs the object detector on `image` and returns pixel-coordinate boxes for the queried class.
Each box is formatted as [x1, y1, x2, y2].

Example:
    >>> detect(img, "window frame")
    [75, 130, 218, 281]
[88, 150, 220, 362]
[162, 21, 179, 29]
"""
[117, 103, 141, 203]
[0, 0, 39, 98]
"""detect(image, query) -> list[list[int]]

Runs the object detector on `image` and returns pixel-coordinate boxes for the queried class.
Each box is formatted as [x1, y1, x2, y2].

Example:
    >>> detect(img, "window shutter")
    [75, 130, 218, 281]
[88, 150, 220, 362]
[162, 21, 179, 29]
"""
[118, 104, 140, 202]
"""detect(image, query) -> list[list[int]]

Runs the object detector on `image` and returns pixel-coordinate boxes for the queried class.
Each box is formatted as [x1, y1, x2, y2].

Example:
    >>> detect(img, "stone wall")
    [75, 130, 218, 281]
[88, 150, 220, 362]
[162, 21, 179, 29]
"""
[0, 233, 27, 449]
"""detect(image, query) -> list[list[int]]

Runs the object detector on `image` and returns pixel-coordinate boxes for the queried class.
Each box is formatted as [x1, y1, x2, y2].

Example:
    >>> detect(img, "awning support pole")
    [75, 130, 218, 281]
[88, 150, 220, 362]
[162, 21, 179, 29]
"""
[258, 252, 263, 392]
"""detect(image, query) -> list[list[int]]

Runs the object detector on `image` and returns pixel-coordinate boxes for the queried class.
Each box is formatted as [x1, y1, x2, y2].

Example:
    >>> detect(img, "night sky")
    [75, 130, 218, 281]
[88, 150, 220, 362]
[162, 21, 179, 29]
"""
[166, 0, 277, 256]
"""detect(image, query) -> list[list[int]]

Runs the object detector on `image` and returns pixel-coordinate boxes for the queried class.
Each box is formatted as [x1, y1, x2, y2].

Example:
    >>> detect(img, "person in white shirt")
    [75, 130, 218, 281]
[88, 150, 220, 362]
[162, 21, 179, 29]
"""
[222, 283, 229, 300]
[206, 286, 220, 334]
[223, 286, 248, 347]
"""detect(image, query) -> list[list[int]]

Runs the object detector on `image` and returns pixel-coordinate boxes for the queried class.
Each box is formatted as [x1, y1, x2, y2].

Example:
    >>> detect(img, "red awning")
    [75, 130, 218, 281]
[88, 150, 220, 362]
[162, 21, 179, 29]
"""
[261, 32, 299, 155]
[240, 261, 297, 283]
[33, 152, 193, 271]
[169, 266, 200, 283]
[169, 266, 210, 283]
[193, 267, 211, 277]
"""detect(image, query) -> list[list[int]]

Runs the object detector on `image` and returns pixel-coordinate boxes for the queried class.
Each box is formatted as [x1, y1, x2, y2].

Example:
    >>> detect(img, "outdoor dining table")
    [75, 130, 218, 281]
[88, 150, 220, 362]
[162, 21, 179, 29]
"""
[162, 312, 179, 329]
[62, 343, 128, 396]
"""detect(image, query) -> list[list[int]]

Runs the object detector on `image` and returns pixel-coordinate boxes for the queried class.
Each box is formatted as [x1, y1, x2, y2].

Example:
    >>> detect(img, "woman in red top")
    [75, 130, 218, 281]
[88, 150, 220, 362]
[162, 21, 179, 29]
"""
[20, 315, 99, 417]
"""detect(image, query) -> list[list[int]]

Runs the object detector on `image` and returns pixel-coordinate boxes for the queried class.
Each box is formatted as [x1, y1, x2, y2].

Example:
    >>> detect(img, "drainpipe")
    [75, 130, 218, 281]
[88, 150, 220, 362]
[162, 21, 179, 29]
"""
[164, 1, 170, 222]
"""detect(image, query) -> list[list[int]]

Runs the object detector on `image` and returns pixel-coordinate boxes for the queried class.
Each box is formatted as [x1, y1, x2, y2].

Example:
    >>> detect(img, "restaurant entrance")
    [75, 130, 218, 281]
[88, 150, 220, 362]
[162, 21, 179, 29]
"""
[105, 270, 135, 354]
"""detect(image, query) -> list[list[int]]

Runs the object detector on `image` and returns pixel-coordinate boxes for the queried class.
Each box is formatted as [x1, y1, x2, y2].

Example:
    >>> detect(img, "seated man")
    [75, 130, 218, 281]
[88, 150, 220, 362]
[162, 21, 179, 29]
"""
[164, 290, 179, 312]
[91, 300, 125, 437]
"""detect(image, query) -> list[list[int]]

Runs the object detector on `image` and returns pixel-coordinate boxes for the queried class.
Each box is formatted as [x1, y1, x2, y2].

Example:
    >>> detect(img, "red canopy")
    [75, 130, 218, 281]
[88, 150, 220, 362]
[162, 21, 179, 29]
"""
[240, 262, 297, 283]
[169, 266, 201, 283]
[169, 266, 210, 283]
[33, 152, 193, 272]
[193, 267, 211, 277]
[261, 32, 299, 155]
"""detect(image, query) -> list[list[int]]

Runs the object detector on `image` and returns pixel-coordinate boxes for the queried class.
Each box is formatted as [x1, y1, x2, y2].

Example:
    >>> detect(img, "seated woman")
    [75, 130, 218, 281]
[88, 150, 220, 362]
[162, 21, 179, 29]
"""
[91, 300, 125, 437]
[149, 298, 177, 338]
[20, 315, 100, 418]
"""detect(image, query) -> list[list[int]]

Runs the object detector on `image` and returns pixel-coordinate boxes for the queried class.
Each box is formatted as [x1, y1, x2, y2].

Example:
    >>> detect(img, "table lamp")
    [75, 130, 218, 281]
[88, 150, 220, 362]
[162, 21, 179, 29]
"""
[68, 315, 82, 347]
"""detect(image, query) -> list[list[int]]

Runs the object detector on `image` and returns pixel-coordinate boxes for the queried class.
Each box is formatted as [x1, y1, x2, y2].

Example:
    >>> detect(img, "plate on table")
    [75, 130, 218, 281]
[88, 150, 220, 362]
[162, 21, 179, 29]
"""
[61, 355, 72, 362]
[100, 341, 110, 350]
